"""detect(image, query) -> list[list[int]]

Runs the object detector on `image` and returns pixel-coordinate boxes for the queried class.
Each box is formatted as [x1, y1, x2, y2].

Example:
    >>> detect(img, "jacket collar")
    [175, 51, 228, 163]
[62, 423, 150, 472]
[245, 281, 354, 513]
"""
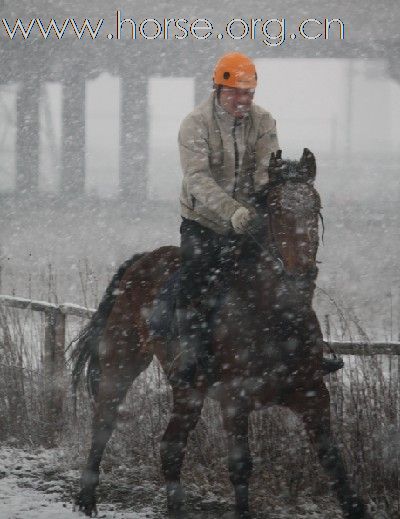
[214, 95, 238, 127]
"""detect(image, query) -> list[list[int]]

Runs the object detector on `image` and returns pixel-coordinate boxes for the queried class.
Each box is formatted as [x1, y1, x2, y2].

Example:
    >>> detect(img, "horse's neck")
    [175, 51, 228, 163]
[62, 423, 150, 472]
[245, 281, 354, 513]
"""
[233, 256, 279, 314]
[235, 258, 317, 313]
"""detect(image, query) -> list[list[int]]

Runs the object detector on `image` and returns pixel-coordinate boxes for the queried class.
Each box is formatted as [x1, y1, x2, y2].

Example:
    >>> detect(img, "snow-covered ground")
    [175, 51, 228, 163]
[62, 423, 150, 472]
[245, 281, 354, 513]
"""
[0, 447, 155, 519]
[0, 445, 390, 518]
[0, 445, 362, 519]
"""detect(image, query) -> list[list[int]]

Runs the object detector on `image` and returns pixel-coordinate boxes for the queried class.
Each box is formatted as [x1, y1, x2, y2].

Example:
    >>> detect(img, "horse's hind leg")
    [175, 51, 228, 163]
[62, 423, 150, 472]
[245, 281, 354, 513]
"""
[221, 396, 252, 519]
[288, 383, 370, 519]
[160, 385, 205, 515]
[77, 341, 152, 516]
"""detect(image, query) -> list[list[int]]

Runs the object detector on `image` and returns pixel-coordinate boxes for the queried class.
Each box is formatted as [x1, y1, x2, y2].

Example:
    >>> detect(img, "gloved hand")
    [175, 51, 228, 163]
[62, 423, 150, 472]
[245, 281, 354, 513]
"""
[230, 206, 253, 234]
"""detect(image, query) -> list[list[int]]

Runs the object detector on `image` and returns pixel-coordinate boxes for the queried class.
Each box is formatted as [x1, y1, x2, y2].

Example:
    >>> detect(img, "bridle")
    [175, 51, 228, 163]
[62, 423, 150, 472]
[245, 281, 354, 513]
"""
[245, 177, 321, 282]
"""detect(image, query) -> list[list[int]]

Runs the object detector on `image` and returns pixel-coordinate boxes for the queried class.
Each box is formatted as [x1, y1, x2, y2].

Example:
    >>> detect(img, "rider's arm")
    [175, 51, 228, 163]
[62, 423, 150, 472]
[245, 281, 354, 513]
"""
[253, 114, 280, 192]
[178, 114, 242, 221]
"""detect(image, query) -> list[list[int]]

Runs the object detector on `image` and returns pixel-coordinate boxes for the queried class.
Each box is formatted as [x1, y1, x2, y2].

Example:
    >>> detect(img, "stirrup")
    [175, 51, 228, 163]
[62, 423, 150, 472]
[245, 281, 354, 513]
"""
[322, 356, 344, 375]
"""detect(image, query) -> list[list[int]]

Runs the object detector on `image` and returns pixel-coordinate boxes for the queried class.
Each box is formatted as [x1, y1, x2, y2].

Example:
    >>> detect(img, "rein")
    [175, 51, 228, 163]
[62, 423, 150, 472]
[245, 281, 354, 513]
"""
[245, 227, 284, 275]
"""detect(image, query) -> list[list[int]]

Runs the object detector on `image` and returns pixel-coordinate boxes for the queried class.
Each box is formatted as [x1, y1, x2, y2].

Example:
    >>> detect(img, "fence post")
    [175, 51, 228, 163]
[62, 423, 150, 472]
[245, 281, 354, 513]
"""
[44, 307, 66, 446]
[324, 314, 331, 343]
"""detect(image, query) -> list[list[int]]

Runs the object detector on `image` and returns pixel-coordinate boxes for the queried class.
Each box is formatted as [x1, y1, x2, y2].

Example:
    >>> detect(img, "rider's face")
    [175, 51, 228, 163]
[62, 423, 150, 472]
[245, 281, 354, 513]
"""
[219, 86, 255, 118]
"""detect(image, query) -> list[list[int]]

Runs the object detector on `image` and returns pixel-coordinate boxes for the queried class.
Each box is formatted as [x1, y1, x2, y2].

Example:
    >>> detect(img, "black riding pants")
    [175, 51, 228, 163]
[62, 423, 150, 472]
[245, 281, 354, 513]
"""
[178, 218, 242, 309]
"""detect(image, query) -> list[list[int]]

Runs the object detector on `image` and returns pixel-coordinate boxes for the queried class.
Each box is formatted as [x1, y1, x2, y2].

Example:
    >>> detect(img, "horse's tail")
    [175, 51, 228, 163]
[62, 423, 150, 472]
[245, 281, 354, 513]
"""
[69, 252, 146, 404]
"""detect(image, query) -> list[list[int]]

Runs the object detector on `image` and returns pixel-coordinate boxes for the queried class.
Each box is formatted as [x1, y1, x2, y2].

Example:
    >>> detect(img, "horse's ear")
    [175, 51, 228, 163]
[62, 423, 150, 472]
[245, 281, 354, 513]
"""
[269, 152, 276, 167]
[276, 149, 282, 160]
[300, 148, 316, 182]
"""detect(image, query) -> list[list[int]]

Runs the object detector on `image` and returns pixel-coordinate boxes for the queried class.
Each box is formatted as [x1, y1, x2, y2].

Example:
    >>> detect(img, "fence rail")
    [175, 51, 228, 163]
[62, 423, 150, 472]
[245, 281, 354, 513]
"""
[1, 293, 400, 443]
[1, 294, 400, 359]
[0, 294, 94, 318]
[329, 342, 400, 355]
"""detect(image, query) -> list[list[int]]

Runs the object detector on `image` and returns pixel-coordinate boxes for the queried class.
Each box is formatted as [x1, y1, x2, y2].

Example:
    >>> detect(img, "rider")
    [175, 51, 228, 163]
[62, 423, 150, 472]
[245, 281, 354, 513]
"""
[176, 52, 341, 387]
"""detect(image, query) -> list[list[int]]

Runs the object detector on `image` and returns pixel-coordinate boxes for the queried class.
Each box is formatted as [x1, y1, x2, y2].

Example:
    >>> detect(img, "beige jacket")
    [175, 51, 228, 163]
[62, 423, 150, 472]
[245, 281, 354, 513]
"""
[179, 92, 279, 234]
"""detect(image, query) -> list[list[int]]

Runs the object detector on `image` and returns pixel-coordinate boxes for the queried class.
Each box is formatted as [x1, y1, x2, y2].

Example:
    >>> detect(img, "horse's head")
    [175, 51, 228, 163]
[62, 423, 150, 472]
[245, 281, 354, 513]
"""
[254, 148, 321, 288]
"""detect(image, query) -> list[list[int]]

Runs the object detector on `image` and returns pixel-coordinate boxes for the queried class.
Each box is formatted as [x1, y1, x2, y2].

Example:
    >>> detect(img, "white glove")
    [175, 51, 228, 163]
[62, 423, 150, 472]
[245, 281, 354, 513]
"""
[230, 206, 252, 234]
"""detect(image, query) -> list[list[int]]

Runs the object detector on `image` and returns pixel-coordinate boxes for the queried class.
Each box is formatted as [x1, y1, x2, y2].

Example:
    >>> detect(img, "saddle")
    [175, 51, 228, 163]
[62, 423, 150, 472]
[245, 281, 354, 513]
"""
[148, 269, 226, 341]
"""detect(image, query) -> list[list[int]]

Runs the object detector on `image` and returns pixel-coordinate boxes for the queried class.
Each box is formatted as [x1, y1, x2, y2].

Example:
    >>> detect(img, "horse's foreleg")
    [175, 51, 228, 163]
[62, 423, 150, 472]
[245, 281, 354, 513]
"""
[160, 385, 205, 514]
[77, 347, 151, 517]
[221, 398, 252, 519]
[77, 375, 132, 516]
[289, 383, 370, 519]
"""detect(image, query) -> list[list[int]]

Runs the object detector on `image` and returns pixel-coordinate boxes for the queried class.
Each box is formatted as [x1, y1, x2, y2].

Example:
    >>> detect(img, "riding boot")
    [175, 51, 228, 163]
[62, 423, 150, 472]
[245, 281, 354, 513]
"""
[322, 356, 344, 375]
[302, 311, 344, 377]
[173, 306, 205, 388]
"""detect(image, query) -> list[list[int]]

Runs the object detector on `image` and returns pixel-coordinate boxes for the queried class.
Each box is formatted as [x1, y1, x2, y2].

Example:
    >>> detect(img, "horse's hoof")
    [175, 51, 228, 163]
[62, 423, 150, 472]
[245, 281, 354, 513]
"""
[222, 512, 252, 519]
[75, 490, 98, 517]
[166, 481, 186, 513]
[344, 497, 368, 519]
[167, 512, 186, 519]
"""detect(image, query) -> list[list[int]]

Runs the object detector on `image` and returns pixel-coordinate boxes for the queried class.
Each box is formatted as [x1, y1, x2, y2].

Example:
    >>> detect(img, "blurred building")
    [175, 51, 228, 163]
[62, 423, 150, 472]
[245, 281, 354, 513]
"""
[0, 0, 399, 201]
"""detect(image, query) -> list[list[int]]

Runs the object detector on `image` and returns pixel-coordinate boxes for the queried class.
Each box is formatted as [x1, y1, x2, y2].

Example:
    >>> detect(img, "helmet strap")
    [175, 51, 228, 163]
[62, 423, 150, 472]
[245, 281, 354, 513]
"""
[213, 82, 222, 102]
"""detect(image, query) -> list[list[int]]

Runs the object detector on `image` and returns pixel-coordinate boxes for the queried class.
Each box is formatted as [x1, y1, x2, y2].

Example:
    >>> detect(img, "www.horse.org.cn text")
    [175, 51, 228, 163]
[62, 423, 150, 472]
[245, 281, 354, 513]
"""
[1, 13, 345, 46]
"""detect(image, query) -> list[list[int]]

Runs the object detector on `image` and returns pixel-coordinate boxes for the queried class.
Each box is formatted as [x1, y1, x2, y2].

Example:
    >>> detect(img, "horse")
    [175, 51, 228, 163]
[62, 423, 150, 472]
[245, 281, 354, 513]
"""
[71, 149, 371, 519]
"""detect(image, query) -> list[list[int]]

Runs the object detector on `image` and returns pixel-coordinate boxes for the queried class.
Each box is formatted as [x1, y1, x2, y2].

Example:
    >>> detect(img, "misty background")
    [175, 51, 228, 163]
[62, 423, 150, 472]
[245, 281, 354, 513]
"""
[1, 0, 399, 341]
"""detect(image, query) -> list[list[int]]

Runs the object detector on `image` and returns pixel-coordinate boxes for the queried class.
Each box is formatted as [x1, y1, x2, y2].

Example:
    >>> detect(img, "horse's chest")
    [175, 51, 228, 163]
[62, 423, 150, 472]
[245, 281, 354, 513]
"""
[216, 291, 260, 332]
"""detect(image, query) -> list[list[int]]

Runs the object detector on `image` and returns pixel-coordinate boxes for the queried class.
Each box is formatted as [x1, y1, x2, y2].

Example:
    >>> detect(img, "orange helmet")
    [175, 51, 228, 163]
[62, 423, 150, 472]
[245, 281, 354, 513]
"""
[213, 52, 257, 89]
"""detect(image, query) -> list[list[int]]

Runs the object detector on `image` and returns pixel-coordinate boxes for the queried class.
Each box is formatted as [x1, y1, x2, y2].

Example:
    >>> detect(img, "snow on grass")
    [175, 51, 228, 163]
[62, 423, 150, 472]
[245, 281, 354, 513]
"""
[0, 445, 386, 518]
[0, 447, 155, 518]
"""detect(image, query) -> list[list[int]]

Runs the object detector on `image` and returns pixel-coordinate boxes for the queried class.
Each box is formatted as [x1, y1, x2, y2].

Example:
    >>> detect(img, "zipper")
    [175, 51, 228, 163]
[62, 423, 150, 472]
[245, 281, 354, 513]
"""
[232, 118, 239, 198]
